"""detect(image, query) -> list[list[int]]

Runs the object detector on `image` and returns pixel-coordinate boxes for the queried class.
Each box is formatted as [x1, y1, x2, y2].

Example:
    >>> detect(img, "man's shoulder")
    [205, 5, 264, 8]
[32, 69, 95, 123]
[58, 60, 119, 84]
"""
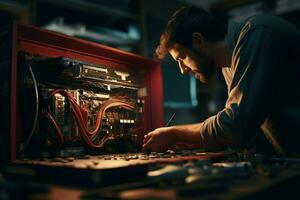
[245, 14, 278, 22]
[242, 14, 291, 30]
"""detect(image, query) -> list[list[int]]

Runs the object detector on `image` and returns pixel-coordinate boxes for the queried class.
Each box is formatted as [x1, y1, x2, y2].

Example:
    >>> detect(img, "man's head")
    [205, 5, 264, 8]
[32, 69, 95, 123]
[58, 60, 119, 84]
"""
[155, 6, 227, 83]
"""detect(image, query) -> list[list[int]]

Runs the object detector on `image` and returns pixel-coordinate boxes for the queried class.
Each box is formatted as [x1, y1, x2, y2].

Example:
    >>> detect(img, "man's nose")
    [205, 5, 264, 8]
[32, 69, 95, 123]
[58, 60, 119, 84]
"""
[178, 61, 189, 74]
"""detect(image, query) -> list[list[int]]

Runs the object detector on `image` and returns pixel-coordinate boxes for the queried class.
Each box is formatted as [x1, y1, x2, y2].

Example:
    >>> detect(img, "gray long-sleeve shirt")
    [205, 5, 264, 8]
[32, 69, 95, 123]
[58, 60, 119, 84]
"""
[199, 15, 300, 155]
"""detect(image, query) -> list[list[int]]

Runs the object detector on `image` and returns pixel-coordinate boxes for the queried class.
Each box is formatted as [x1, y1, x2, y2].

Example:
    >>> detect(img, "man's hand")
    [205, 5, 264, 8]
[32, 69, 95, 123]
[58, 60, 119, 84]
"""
[142, 123, 203, 152]
[142, 127, 177, 152]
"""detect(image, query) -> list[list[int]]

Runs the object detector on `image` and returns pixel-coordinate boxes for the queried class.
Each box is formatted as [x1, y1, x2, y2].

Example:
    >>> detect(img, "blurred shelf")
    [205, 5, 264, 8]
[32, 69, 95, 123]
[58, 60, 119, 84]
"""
[38, 0, 136, 19]
[275, 0, 300, 15]
[43, 18, 139, 47]
[0, 1, 29, 13]
[210, 0, 254, 12]
[0, 0, 148, 55]
[0, 0, 29, 23]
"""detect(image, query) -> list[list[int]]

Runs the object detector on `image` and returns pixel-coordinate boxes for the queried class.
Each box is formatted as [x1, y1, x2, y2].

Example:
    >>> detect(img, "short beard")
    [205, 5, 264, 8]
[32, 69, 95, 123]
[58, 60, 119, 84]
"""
[194, 50, 216, 83]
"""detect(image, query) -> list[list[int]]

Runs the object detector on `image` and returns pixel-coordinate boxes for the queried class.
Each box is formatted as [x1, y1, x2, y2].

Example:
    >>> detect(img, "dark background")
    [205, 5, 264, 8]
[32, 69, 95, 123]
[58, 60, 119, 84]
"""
[1, 0, 300, 126]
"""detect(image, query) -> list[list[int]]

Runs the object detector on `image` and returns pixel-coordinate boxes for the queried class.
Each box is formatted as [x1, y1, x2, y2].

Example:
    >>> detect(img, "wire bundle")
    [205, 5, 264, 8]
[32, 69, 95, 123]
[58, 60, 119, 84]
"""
[50, 89, 135, 148]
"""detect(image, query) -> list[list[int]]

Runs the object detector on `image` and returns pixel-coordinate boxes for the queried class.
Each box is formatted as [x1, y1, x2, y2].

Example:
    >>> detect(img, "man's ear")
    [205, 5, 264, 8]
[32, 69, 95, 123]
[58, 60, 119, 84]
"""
[192, 32, 206, 49]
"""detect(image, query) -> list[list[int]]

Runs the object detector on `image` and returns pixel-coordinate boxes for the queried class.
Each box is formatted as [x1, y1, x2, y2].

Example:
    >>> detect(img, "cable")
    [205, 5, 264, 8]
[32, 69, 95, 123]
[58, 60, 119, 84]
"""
[20, 58, 39, 156]
[51, 89, 135, 148]
[53, 89, 134, 135]
[77, 100, 134, 148]
[18, 58, 135, 150]
[44, 112, 64, 146]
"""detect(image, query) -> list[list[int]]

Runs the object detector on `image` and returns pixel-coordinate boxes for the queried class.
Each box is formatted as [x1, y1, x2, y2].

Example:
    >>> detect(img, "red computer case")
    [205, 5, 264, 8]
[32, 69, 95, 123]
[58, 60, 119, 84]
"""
[7, 22, 164, 162]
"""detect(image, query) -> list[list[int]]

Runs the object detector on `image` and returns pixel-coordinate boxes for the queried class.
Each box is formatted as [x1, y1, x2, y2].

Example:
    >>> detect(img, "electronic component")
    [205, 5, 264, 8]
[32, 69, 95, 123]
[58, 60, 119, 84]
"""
[2, 23, 163, 172]
[19, 55, 148, 158]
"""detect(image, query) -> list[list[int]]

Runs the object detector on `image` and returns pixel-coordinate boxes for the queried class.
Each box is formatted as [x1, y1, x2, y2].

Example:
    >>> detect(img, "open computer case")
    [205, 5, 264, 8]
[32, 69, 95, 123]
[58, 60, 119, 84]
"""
[0, 22, 163, 167]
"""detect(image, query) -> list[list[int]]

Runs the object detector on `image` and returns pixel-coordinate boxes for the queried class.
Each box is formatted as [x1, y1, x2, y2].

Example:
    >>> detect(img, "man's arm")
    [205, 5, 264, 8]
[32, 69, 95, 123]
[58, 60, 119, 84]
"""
[143, 123, 203, 152]
[143, 25, 285, 152]
[200, 25, 285, 149]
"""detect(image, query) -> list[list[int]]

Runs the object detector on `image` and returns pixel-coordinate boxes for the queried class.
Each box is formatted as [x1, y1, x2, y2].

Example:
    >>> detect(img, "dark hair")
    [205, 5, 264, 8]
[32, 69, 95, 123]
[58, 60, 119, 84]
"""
[155, 6, 227, 59]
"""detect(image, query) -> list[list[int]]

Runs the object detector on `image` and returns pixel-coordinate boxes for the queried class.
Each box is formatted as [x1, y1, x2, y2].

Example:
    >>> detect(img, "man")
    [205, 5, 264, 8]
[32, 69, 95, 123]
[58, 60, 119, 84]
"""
[143, 6, 300, 156]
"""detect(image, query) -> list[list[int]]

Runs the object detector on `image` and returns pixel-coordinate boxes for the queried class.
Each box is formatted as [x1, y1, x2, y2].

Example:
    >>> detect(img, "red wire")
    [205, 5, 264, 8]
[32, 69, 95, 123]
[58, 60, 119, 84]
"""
[51, 89, 135, 148]
[44, 112, 65, 146]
